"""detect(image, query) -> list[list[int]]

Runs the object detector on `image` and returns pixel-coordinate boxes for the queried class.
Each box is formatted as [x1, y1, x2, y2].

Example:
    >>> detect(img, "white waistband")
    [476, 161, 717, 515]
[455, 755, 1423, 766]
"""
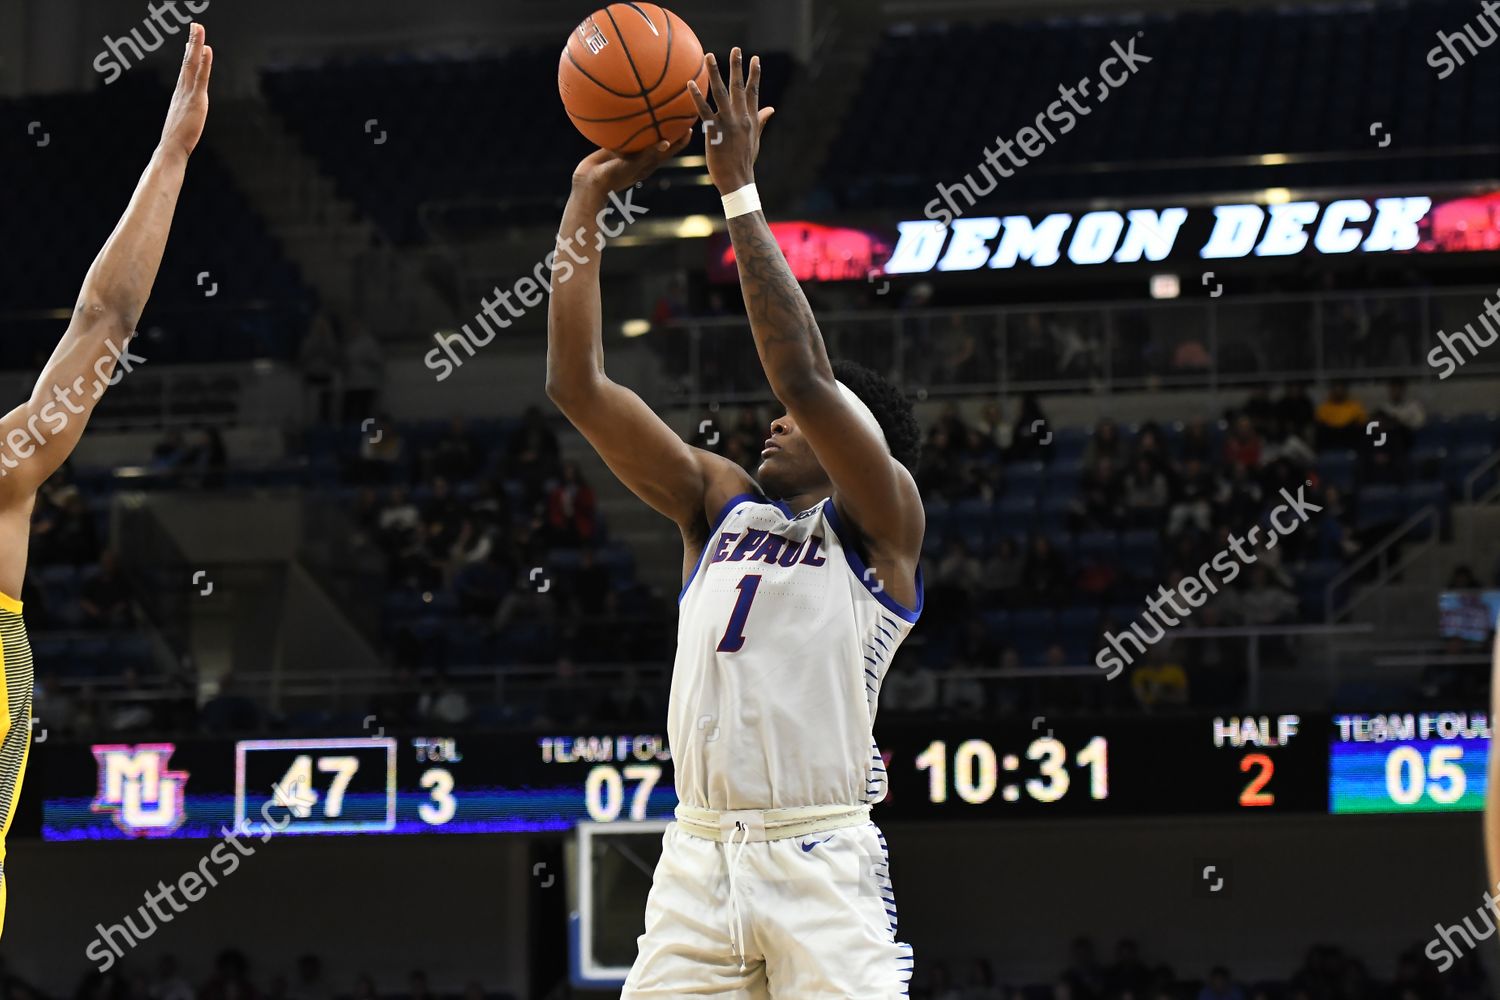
[674, 803, 871, 843]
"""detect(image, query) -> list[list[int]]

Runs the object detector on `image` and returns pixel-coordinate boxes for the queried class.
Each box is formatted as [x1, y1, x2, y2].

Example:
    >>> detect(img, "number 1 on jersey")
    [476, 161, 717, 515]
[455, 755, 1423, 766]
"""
[717, 574, 762, 652]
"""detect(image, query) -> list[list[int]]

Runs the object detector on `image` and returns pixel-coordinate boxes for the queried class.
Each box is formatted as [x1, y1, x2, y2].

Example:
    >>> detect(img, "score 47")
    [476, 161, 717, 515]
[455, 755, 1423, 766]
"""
[273, 753, 457, 826]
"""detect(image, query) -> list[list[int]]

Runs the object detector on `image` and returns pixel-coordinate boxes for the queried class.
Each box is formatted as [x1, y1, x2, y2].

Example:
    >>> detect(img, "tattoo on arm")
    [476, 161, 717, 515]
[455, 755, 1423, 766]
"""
[726, 215, 830, 382]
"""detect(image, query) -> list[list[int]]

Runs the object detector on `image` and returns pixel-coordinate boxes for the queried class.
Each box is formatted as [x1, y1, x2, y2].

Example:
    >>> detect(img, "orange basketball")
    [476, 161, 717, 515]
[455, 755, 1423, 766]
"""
[559, 3, 710, 154]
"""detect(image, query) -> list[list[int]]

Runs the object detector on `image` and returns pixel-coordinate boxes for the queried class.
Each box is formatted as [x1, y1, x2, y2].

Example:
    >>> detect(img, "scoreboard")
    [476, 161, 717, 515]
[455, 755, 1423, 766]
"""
[45, 732, 675, 840]
[31, 712, 1490, 840]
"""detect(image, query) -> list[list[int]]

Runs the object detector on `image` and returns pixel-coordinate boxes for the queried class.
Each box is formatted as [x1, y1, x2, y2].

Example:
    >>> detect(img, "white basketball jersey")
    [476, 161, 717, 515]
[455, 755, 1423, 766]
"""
[668, 493, 923, 811]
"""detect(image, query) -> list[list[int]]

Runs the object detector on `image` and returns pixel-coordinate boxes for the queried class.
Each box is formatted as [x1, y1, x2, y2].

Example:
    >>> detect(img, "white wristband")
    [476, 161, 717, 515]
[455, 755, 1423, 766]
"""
[721, 183, 762, 219]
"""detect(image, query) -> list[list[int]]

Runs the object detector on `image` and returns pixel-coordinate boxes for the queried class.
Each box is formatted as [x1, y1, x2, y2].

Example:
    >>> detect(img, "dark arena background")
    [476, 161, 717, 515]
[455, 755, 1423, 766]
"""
[2, 0, 1500, 996]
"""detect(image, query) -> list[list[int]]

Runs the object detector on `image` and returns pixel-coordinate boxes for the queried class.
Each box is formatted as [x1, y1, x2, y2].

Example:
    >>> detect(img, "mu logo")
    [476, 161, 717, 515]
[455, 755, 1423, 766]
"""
[91, 743, 189, 837]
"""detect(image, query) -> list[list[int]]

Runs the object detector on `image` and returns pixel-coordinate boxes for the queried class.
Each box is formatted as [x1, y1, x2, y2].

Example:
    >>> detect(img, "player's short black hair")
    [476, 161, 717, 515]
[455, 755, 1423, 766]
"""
[830, 359, 921, 472]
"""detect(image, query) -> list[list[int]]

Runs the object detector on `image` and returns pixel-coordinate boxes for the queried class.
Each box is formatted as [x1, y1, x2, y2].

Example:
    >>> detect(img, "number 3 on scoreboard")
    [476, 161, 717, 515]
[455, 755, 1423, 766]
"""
[1238, 752, 1274, 807]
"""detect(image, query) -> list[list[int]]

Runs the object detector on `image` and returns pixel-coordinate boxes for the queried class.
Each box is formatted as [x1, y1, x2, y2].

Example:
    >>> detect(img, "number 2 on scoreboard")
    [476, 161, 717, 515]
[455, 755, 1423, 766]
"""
[1238, 752, 1274, 807]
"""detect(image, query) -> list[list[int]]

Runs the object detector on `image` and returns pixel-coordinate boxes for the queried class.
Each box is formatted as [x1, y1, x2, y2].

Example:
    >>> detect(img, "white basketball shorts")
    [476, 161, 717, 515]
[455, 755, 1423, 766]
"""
[621, 819, 913, 999]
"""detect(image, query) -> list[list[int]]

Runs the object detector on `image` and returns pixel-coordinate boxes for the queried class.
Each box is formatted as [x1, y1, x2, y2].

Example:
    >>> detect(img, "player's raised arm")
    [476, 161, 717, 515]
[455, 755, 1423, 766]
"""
[0, 23, 212, 500]
[688, 50, 922, 549]
[545, 141, 753, 535]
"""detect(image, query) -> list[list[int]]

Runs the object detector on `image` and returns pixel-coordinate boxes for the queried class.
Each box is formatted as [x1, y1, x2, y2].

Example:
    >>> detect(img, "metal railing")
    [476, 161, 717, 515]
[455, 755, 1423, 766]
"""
[657, 284, 1497, 407]
[1323, 506, 1442, 624]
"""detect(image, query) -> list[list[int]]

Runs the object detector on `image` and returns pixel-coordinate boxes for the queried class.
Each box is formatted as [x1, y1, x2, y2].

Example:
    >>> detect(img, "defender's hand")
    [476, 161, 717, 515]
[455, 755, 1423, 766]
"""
[572, 132, 691, 196]
[160, 22, 212, 159]
[687, 48, 776, 194]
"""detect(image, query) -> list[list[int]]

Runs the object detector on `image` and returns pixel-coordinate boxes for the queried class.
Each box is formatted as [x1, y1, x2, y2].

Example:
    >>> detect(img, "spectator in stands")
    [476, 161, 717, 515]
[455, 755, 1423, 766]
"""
[199, 949, 259, 1000]
[925, 961, 963, 1000]
[341, 322, 385, 421]
[546, 461, 598, 546]
[1376, 377, 1425, 454]
[1241, 566, 1298, 628]
[979, 536, 1025, 604]
[1313, 381, 1367, 450]
[508, 406, 561, 504]
[1075, 456, 1123, 531]
[376, 487, 422, 556]
[1021, 535, 1070, 606]
[1105, 939, 1151, 999]
[1008, 393, 1051, 463]
[1180, 418, 1214, 463]
[419, 668, 470, 725]
[928, 537, 983, 628]
[147, 956, 193, 1000]
[189, 426, 228, 490]
[1273, 381, 1316, 444]
[356, 414, 405, 486]
[105, 668, 156, 733]
[1167, 458, 1220, 537]
[299, 311, 342, 423]
[538, 656, 589, 727]
[1134, 422, 1170, 472]
[200, 674, 263, 733]
[80, 550, 134, 629]
[941, 666, 984, 719]
[424, 476, 463, 545]
[1197, 967, 1245, 1000]
[881, 653, 938, 715]
[1239, 385, 1275, 438]
[492, 561, 559, 635]
[917, 425, 964, 500]
[1131, 646, 1188, 711]
[595, 667, 658, 723]
[650, 274, 688, 328]
[1223, 416, 1262, 471]
[1062, 936, 1106, 1000]
[1121, 456, 1169, 530]
[1082, 419, 1125, 475]
[430, 416, 481, 481]
[962, 959, 1003, 1000]
[286, 955, 330, 1000]
[32, 489, 100, 566]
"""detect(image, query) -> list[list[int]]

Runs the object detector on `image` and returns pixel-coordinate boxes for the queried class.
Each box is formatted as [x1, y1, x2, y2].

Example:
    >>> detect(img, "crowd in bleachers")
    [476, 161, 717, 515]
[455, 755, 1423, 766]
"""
[0, 952, 512, 1000]
[25, 370, 1499, 735]
[909, 938, 1488, 1000]
[10, 936, 1486, 1000]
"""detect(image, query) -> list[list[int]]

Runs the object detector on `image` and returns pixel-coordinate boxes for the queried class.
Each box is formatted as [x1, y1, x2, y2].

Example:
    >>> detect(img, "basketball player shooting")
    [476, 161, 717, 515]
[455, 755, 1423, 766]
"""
[0, 24, 212, 935]
[546, 46, 924, 1000]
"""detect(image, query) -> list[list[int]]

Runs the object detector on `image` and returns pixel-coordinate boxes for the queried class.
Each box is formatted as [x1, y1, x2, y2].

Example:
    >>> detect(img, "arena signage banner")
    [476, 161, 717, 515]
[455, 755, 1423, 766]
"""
[706, 191, 1500, 283]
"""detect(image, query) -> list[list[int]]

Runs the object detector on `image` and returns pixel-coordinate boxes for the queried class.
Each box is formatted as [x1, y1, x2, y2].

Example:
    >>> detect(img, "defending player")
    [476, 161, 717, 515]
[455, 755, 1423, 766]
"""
[0, 23, 212, 936]
[546, 48, 923, 999]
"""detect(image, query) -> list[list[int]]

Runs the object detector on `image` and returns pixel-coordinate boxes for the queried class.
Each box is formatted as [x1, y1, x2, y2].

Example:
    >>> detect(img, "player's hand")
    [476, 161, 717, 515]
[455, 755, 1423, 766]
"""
[687, 48, 776, 194]
[160, 22, 212, 160]
[571, 132, 691, 195]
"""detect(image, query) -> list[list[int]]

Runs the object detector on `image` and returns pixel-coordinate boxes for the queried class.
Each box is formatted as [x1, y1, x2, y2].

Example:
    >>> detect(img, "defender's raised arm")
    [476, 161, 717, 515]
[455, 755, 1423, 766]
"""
[0, 23, 212, 506]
